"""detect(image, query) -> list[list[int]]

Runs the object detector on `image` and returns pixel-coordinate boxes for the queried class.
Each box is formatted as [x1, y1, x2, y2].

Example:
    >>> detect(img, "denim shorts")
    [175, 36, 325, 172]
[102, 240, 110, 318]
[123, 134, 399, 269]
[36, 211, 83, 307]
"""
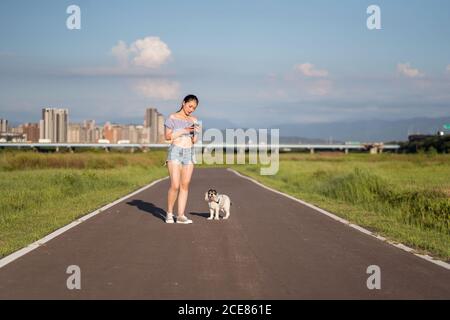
[166, 144, 196, 165]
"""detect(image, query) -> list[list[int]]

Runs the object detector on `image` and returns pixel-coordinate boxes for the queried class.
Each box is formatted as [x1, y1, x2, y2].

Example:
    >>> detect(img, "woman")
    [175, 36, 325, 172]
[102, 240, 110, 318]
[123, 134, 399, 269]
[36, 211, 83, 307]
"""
[164, 94, 200, 224]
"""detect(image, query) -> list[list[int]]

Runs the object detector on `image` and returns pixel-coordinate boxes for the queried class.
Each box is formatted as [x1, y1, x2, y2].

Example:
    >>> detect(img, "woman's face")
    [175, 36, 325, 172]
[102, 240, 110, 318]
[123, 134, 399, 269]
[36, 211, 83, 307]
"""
[182, 100, 198, 115]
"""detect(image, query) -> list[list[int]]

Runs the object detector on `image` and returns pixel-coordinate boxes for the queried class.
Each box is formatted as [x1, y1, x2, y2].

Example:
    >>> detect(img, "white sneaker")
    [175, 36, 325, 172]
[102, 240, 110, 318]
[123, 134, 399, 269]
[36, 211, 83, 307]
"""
[176, 215, 193, 224]
[165, 213, 174, 224]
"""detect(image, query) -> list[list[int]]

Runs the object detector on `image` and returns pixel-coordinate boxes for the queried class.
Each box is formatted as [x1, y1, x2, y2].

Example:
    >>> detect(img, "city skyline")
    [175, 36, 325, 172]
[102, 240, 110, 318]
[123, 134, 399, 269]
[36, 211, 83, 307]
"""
[0, 106, 167, 144]
[2, 108, 169, 127]
[2, 108, 450, 143]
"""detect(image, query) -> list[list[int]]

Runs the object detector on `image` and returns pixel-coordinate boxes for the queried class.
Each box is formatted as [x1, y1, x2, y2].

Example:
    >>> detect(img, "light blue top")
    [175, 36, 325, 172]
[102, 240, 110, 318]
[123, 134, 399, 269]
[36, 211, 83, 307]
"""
[164, 114, 199, 137]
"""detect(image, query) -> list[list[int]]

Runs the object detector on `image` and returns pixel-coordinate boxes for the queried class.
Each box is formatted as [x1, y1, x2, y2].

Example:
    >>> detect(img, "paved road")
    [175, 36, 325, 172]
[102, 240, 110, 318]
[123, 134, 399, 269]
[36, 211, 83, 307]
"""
[0, 168, 449, 299]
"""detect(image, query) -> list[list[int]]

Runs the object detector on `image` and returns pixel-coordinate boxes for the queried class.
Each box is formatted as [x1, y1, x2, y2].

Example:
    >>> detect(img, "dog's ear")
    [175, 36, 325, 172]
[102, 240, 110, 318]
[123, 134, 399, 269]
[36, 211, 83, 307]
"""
[205, 191, 209, 201]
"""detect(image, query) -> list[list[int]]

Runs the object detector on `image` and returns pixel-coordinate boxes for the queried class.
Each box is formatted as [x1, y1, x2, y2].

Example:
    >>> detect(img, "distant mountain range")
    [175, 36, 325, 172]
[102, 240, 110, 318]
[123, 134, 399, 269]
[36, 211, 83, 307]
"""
[7, 116, 449, 143]
[201, 116, 450, 143]
[268, 117, 450, 142]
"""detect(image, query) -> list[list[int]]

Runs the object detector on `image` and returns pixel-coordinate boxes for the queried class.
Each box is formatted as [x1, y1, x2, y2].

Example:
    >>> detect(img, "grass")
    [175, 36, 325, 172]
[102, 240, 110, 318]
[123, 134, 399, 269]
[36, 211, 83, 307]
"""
[226, 152, 450, 261]
[0, 149, 168, 258]
[1, 150, 449, 262]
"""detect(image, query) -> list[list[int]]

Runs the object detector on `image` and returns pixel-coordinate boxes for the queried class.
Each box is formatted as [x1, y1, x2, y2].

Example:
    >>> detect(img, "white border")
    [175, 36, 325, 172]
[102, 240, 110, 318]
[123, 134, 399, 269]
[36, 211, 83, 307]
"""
[0, 176, 169, 269]
[227, 168, 450, 270]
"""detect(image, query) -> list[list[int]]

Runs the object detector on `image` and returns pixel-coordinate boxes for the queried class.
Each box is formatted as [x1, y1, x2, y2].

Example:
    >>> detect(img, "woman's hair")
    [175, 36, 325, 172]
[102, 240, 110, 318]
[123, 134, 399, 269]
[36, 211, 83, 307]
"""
[177, 94, 199, 112]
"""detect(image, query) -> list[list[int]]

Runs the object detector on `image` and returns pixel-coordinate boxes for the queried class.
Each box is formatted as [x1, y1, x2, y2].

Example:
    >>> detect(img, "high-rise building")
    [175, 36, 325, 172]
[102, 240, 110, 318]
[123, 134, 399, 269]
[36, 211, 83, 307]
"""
[139, 127, 151, 143]
[94, 125, 102, 142]
[128, 125, 139, 143]
[21, 123, 40, 142]
[119, 124, 139, 143]
[68, 121, 97, 143]
[121, 125, 130, 142]
[68, 123, 82, 143]
[144, 108, 155, 128]
[83, 120, 96, 143]
[112, 125, 122, 144]
[145, 107, 162, 143]
[102, 122, 123, 144]
[102, 122, 113, 143]
[40, 108, 68, 143]
[157, 113, 165, 143]
[0, 119, 8, 133]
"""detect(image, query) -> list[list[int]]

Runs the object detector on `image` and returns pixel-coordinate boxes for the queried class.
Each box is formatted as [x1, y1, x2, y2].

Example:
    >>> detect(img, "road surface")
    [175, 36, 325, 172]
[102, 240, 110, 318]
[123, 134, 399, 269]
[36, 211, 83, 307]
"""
[0, 168, 449, 299]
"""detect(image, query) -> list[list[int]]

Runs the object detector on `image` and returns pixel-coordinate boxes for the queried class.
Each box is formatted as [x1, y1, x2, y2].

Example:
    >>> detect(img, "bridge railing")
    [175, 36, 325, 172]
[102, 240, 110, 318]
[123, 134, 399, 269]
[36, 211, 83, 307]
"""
[0, 142, 400, 153]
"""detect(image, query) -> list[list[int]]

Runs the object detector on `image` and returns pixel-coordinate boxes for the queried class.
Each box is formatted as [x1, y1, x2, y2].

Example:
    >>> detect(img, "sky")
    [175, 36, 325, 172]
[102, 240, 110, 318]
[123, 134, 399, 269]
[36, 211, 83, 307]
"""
[0, 0, 450, 128]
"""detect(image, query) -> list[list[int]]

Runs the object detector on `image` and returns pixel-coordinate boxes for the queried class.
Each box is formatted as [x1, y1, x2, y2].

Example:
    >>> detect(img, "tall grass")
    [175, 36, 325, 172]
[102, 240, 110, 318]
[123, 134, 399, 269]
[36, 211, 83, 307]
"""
[317, 168, 449, 233]
[232, 153, 450, 260]
[0, 150, 165, 171]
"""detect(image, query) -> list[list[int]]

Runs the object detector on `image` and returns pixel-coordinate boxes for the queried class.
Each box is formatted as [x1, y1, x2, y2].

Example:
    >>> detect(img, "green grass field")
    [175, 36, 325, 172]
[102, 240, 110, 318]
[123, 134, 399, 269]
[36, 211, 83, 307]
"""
[1, 150, 449, 261]
[0, 150, 169, 258]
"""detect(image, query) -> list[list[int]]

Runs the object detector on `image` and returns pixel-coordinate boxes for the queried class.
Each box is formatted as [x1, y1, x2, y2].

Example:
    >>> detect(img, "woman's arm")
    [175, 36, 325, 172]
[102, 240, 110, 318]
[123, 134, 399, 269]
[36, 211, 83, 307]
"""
[164, 127, 172, 141]
[165, 128, 188, 142]
[166, 126, 196, 143]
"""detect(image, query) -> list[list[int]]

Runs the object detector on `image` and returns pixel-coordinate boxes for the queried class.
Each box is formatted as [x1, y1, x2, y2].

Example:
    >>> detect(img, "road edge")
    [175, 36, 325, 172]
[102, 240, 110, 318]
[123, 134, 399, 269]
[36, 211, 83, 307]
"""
[227, 168, 450, 270]
[0, 175, 169, 269]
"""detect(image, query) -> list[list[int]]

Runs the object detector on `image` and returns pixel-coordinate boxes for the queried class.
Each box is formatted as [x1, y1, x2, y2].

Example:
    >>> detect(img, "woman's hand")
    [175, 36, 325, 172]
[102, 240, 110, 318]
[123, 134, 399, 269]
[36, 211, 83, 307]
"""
[167, 124, 199, 143]
[184, 123, 200, 135]
[191, 124, 200, 143]
[184, 125, 196, 134]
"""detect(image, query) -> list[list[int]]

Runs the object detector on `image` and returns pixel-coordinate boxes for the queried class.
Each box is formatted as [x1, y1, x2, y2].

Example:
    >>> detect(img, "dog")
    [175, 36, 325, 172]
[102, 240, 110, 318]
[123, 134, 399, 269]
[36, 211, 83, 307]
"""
[204, 189, 232, 220]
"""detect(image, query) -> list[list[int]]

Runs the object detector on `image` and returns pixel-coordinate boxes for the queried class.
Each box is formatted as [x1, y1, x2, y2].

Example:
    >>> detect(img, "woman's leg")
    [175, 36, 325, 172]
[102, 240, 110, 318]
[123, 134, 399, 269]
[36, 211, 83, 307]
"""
[167, 160, 182, 214]
[177, 164, 194, 217]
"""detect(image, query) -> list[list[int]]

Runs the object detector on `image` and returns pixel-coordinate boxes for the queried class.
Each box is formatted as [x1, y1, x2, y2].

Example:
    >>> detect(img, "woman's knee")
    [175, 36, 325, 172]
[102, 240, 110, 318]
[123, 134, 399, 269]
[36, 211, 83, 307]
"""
[170, 183, 180, 192]
[180, 182, 190, 191]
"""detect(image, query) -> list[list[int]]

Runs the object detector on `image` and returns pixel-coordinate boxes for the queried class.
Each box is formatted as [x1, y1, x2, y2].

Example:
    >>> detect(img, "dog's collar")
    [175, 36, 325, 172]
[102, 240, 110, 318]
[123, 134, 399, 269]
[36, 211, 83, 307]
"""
[209, 197, 220, 204]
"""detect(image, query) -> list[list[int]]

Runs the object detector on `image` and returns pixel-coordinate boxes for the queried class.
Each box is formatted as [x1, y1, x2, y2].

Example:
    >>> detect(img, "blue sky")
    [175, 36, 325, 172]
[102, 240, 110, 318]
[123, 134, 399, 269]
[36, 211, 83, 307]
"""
[1, 0, 450, 127]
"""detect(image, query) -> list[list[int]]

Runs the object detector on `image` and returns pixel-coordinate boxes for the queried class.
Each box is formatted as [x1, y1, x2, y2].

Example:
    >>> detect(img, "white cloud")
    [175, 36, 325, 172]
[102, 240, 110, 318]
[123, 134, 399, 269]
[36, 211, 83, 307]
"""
[397, 63, 423, 78]
[294, 63, 329, 78]
[111, 36, 171, 69]
[71, 36, 173, 77]
[111, 40, 130, 68]
[134, 79, 180, 100]
[286, 64, 332, 96]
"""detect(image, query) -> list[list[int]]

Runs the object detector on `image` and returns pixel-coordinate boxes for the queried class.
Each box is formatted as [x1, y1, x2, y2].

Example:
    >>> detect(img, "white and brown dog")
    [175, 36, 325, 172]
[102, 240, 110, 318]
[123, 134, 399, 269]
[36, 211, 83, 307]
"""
[205, 189, 232, 220]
